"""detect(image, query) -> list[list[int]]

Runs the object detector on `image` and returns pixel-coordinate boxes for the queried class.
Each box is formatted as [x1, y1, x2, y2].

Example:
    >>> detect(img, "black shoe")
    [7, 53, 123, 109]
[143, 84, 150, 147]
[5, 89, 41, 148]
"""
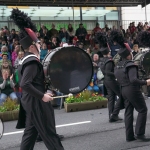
[36, 135, 42, 142]
[126, 137, 136, 142]
[109, 114, 123, 122]
[135, 135, 150, 142]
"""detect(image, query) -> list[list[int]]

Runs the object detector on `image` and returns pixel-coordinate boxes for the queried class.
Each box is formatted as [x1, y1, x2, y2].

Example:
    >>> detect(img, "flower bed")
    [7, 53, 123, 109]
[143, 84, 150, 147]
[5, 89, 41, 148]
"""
[64, 90, 107, 112]
[0, 98, 19, 122]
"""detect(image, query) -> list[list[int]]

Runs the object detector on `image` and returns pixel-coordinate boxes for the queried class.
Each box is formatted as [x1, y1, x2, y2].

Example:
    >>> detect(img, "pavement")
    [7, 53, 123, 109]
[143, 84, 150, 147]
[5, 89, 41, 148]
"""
[1, 99, 150, 150]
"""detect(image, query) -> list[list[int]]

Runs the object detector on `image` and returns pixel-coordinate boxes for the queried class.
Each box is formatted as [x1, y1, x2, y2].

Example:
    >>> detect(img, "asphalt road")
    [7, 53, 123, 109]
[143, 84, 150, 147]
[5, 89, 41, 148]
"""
[1, 99, 150, 150]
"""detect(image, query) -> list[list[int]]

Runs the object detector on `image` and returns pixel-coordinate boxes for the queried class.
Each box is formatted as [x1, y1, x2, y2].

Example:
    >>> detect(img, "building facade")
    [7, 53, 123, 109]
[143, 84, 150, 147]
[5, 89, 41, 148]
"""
[0, 5, 149, 31]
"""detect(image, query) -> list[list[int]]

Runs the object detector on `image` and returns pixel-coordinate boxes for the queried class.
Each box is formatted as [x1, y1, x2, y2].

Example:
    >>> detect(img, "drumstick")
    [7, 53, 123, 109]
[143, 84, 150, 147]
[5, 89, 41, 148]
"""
[52, 93, 73, 99]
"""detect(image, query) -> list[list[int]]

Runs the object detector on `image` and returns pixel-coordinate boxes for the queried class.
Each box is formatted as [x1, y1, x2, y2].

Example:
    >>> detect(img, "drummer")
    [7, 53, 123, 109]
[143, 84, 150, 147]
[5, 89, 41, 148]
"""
[114, 45, 150, 142]
[97, 32, 123, 122]
[113, 30, 150, 142]
[10, 8, 64, 150]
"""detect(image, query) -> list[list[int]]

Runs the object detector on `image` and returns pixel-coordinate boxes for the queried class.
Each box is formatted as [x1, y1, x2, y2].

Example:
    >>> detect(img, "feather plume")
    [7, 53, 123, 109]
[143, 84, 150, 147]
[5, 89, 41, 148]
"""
[10, 8, 37, 32]
[110, 30, 125, 48]
[96, 32, 107, 48]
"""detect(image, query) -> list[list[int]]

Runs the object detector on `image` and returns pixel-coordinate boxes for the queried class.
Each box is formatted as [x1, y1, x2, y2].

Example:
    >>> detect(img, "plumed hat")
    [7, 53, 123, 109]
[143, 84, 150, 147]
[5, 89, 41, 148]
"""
[10, 8, 39, 50]
[110, 30, 131, 58]
[96, 32, 110, 55]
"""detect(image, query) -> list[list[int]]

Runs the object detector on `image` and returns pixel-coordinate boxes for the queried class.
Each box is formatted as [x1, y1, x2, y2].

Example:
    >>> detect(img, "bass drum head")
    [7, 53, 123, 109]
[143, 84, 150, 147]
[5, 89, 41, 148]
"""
[43, 46, 93, 94]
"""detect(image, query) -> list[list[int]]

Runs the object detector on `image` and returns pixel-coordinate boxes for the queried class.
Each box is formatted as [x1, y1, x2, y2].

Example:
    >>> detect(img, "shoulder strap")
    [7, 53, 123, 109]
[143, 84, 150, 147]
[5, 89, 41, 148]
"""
[124, 60, 138, 73]
[19, 54, 39, 65]
[104, 58, 114, 67]
[123, 60, 133, 67]
[20, 55, 42, 75]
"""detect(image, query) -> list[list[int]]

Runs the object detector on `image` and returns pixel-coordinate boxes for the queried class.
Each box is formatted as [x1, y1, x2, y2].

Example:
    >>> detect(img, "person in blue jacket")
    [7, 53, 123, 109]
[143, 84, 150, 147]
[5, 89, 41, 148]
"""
[40, 43, 48, 62]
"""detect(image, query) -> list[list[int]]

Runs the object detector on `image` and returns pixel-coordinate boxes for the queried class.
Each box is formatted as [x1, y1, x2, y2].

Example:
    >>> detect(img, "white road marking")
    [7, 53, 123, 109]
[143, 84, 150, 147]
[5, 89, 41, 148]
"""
[4, 130, 23, 136]
[3, 121, 91, 136]
[56, 121, 91, 128]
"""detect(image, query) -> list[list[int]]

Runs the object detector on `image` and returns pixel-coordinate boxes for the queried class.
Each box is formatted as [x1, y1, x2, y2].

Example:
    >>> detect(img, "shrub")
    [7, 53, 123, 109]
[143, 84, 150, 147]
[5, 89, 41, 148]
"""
[0, 97, 19, 112]
[65, 90, 107, 104]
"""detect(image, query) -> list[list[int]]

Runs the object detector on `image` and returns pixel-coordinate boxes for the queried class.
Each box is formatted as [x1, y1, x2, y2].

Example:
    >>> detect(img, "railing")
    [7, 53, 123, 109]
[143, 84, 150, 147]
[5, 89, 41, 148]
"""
[0, 20, 147, 32]
[121, 20, 146, 30]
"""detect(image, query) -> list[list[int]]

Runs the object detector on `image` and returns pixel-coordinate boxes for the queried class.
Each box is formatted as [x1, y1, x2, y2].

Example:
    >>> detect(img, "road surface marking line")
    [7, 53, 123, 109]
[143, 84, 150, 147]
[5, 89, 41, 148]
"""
[3, 121, 91, 136]
[56, 121, 91, 128]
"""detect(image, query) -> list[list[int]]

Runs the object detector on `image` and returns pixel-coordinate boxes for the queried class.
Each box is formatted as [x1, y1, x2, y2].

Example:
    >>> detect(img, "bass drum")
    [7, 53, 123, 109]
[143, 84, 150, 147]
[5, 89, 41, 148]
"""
[43, 46, 93, 94]
[133, 50, 150, 79]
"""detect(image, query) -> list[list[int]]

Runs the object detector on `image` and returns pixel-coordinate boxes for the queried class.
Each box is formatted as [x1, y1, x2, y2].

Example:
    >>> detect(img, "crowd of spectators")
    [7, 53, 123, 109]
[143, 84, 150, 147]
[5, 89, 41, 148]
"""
[0, 27, 25, 105]
[0, 21, 149, 105]
[86, 21, 150, 97]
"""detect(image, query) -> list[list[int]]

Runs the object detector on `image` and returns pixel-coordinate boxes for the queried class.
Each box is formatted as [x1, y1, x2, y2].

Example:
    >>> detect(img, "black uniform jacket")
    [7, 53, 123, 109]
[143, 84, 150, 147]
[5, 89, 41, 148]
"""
[114, 60, 147, 87]
[16, 52, 55, 132]
[98, 57, 116, 81]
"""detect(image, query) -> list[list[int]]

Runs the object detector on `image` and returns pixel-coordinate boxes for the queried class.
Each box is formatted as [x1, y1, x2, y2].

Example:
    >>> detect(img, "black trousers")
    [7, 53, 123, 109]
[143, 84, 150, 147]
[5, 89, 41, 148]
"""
[104, 80, 122, 117]
[122, 85, 147, 140]
[20, 114, 38, 150]
[20, 114, 64, 150]
[20, 103, 64, 150]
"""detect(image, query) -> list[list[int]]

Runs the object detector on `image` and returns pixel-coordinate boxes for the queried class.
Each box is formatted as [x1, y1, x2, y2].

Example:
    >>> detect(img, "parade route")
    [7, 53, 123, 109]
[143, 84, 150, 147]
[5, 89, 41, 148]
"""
[1, 99, 150, 150]
[3, 121, 92, 136]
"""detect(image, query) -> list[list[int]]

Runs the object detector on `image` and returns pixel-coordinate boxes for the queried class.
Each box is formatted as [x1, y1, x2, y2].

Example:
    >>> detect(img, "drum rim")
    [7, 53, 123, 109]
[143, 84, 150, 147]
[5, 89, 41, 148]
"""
[43, 46, 94, 94]
[42, 47, 62, 64]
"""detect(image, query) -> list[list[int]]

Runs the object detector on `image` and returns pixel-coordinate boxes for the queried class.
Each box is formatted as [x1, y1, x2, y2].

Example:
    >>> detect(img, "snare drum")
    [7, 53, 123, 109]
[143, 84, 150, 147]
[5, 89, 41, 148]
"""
[133, 50, 150, 79]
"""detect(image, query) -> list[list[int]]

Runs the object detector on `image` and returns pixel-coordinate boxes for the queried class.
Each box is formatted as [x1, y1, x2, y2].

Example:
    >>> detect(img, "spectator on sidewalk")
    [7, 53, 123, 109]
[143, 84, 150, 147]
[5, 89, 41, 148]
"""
[0, 52, 12, 67]
[75, 23, 87, 44]
[0, 69, 17, 105]
[0, 46, 11, 60]
[72, 36, 78, 46]
[93, 23, 102, 33]
[87, 54, 104, 95]
[48, 24, 58, 39]
[40, 43, 48, 62]
[9, 29, 19, 44]
[132, 44, 140, 57]
[1, 61, 13, 76]
[49, 36, 59, 50]
[11, 45, 21, 67]
[59, 28, 69, 43]
[67, 24, 74, 44]
[14, 51, 25, 70]
[89, 30, 95, 47]
[110, 41, 121, 57]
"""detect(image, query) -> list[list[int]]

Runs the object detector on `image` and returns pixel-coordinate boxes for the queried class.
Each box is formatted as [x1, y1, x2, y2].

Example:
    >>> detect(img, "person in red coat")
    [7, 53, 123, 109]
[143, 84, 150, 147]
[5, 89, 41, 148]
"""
[93, 23, 102, 33]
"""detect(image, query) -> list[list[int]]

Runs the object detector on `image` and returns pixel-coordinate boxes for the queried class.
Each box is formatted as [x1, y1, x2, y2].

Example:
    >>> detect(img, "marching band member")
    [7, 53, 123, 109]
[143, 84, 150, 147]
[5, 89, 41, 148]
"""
[10, 9, 64, 150]
[114, 30, 150, 142]
[97, 32, 123, 122]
